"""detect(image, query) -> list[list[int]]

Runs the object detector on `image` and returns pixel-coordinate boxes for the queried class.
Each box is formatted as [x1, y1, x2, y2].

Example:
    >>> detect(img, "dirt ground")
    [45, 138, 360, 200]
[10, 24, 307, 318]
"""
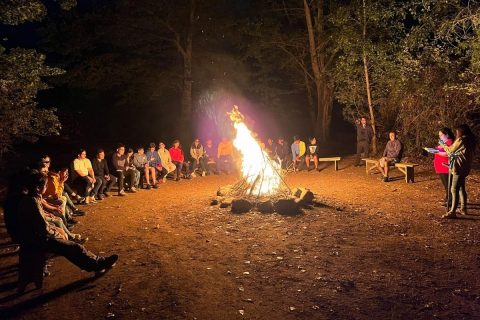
[1, 156, 480, 320]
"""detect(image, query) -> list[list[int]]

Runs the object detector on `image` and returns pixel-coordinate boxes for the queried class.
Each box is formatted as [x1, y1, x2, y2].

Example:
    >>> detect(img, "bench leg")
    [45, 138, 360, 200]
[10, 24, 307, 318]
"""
[406, 166, 414, 183]
[334, 161, 338, 171]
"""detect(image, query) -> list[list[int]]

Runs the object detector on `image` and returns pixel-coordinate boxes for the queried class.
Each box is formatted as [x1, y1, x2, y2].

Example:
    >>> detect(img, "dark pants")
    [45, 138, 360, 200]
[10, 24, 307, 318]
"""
[73, 176, 93, 197]
[218, 155, 233, 174]
[355, 140, 370, 166]
[450, 174, 467, 212]
[43, 237, 99, 272]
[95, 175, 116, 195]
[173, 161, 190, 178]
[114, 170, 135, 192]
[192, 157, 207, 173]
[439, 173, 452, 204]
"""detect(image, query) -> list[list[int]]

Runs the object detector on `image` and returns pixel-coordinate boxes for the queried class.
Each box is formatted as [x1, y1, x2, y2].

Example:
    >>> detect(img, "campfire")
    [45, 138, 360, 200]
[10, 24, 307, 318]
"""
[211, 106, 321, 214]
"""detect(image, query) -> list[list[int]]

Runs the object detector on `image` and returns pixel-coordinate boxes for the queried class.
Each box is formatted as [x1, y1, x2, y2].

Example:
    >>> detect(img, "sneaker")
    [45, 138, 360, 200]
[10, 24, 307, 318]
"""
[175, 177, 181, 182]
[77, 197, 86, 205]
[145, 184, 152, 190]
[162, 177, 167, 183]
[72, 209, 86, 216]
[89, 196, 97, 203]
[118, 190, 127, 196]
[191, 172, 196, 178]
[103, 192, 111, 198]
[442, 211, 457, 219]
[67, 217, 78, 225]
[130, 187, 138, 193]
[459, 207, 468, 215]
[96, 194, 105, 201]
[95, 254, 119, 272]
[202, 171, 206, 177]
[153, 184, 159, 189]
[383, 176, 389, 182]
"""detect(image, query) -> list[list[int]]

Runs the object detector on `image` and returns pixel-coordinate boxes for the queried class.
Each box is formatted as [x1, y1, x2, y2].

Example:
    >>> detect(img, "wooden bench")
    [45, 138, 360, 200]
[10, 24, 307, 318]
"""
[362, 158, 418, 183]
[318, 157, 342, 171]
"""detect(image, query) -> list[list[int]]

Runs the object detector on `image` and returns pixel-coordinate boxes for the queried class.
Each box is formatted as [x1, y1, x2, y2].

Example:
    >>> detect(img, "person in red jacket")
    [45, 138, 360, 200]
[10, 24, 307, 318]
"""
[434, 127, 454, 207]
[169, 140, 192, 181]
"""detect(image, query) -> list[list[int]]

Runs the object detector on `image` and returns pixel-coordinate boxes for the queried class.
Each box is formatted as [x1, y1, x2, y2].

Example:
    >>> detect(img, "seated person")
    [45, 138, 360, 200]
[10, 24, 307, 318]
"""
[92, 149, 116, 199]
[265, 138, 275, 158]
[133, 146, 148, 188]
[190, 138, 207, 177]
[5, 170, 118, 277]
[169, 140, 192, 181]
[369, 131, 402, 182]
[275, 137, 290, 169]
[291, 135, 306, 171]
[217, 137, 234, 175]
[305, 137, 320, 171]
[145, 143, 162, 188]
[72, 149, 96, 204]
[58, 167, 86, 217]
[157, 142, 176, 182]
[126, 148, 141, 189]
[204, 139, 218, 175]
[111, 144, 137, 195]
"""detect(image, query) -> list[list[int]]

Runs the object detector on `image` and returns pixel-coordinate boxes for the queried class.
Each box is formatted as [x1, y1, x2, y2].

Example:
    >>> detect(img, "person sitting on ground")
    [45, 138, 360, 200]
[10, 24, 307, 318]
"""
[291, 135, 306, 172]
[111, 143, 137, 195]
[7, 170, 118, 276]
[169, 140, 192, 181]
[158, 142, 176, 182]
[441, 124, 477, 219]
[190, 138, 208, 177]
[145, 143, 162, 188]
[73, 149, 96, 204]
[204, 139, 218, 175]
[433, 128, 454, 208]
[92, 149, 116, 199]
[126, 148, 141, 189]
[305, 137, 320, 171]
[275, 137, 290, 169]
[217, 137, 234, 175]
[369, 131, 402, 182]
[133, 147, 148, 188]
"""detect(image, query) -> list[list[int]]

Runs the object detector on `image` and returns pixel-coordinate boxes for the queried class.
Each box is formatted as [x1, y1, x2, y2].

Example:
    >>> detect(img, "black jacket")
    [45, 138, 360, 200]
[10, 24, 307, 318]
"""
[356, 124, 374, 143]
[92, 158, 110, 177]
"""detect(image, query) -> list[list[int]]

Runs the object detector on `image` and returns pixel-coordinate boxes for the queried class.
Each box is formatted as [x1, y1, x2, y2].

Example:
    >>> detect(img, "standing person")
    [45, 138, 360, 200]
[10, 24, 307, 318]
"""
[433, 128, 454, 207]
[275, 137, 290, 169]
[291, 135, 306, 172]
[92, 149, 116, 199]
[190, 138, 207, 177]
[111, 144, 136, 196]
[441, 124, 477, 219]
[305, 137, 320, 171]
[157, 142, 176, 183]
[145, 143, 162, 188]
[354, 117, 374, 167]
[73, 149, 96, 204]
[169, 140, 192, 181]
[217, 137, 234, 175]
[204, 139, 217, 175]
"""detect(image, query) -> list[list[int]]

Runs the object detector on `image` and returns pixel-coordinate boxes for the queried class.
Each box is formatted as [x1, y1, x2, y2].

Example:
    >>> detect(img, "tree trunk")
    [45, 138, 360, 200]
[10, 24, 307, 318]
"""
[180, 0, 195, 139]
[304, 72, 316, 130]
[303, 0, 324, 140]
[362, 0, 377, 153]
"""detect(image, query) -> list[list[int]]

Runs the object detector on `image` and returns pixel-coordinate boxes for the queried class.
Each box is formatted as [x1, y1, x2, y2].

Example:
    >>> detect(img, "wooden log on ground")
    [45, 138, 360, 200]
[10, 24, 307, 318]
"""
[274, 198, 301, 215]
[257, 200, 275, 213]
[231, 199, 253, 214]
[291, 187, 314, 205]
[220, 198, 234, 208]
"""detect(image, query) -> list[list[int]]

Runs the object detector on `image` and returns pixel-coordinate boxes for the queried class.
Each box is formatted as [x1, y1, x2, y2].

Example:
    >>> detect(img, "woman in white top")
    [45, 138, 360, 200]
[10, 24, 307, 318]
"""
[157, 142, 176, 182]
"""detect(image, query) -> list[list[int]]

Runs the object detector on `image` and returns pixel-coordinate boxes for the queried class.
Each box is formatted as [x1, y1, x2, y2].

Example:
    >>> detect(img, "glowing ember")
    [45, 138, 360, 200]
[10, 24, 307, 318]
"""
[228, 106, 282, 196]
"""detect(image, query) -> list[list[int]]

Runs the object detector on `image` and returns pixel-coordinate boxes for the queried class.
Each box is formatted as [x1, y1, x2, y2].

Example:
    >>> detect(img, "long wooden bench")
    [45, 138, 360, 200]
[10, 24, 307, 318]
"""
[318, 157, 341, 171]
[362, 158, 418, 183]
